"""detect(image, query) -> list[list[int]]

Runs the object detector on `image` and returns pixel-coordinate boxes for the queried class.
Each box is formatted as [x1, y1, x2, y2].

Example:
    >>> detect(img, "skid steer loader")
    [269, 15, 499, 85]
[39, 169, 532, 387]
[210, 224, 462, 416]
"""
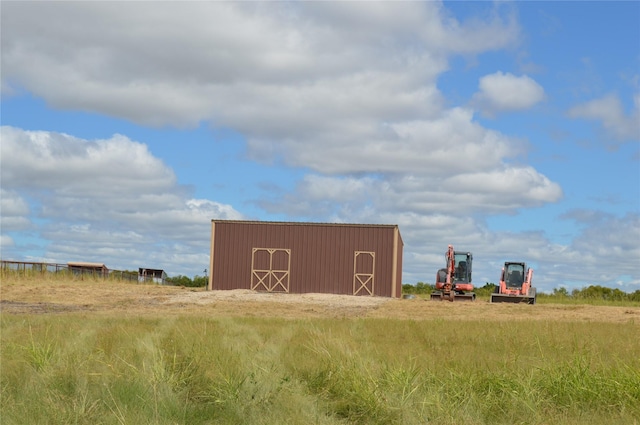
[491, 262, 536, 304]
[431, 245, 476, 301]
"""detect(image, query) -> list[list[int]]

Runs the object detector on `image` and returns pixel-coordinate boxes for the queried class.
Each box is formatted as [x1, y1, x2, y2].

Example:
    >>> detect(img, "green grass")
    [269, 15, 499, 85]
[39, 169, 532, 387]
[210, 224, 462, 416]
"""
[1, 315, 639, 425]
[534, 294, 640, 306]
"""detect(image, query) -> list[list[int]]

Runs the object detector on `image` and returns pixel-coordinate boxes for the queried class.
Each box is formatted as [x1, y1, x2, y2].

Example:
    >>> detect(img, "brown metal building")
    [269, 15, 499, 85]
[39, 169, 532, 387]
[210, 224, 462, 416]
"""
[208, 220, 403, 298]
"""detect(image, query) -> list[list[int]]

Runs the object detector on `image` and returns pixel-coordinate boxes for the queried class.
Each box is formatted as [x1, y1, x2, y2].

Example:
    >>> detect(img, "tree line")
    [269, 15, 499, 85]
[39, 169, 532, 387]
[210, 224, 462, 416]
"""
[165, 274, 208, 288]
[548, 285, 640, 301]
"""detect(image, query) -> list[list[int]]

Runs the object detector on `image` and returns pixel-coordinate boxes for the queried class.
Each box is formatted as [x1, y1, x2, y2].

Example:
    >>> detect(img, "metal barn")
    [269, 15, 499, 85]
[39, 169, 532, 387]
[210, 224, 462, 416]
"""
[208, 220, 403, 298]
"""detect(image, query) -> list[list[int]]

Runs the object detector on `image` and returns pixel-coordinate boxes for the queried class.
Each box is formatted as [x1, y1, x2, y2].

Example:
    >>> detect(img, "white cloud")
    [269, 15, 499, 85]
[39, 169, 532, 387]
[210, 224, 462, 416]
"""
[1, 127, 176, 196]
[246, 107, 530, 176]
[558, 211, 640, 287]
[1, 2, 519, 156]
[0, 189, 31, 231]
[1, 2, 549, 214]
[1, 235, 15, 248]
[471, 71, 545, 116]
[0, 126, 243, 275]
[443, 166, 563, 203]
[568, 93, 640, 143]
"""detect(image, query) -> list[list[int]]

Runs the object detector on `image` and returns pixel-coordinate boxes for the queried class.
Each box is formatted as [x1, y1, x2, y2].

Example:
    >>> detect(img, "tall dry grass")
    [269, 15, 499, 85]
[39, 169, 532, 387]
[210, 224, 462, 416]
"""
[1, 313, 638, 424]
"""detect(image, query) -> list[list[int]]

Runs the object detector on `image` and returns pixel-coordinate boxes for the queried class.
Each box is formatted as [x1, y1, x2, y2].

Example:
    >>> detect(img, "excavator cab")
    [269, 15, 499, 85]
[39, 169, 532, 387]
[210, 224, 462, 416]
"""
[453, 253, 472, 283]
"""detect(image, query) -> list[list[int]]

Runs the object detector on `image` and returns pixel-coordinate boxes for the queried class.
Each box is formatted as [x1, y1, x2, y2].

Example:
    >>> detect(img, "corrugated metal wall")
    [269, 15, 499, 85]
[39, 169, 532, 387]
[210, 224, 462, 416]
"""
[209, 220, 403, 298]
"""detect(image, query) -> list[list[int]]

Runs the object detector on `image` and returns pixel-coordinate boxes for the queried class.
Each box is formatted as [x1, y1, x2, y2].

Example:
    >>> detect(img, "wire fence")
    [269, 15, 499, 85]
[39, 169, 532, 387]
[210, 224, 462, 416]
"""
[1, 260, 140, 282]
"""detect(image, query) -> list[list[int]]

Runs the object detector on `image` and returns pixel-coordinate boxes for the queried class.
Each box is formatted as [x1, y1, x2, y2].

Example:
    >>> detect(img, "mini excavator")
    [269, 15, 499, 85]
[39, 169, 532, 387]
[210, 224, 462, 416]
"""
[431, 245, 476, 301]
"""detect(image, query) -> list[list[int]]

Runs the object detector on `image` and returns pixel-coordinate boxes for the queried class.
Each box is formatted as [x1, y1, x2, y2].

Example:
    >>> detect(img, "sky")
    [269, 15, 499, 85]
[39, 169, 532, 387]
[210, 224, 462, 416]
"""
[1, 1, 639, 293]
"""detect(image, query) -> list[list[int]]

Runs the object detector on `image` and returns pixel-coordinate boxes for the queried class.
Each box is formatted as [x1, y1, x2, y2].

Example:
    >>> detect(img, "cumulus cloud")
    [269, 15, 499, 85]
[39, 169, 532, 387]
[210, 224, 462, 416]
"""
[1, 2, 519, 161]
[559, 211, 640, 287]
[568, 93, 640, 143]
[0, 126, 243, 274]
[261, 165, 562, 219]
[0, 235, 15, 249]
[471, 71, 545, 117]
[0, 3, 557, 204]
[1, 127, 175, 195]
[1, 2, 544, 209]
[0, 189, 31, 231]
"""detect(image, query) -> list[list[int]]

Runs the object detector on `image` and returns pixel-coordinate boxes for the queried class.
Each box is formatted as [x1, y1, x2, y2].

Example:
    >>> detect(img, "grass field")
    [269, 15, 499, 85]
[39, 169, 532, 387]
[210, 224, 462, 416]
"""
[1, 275, 639, 424]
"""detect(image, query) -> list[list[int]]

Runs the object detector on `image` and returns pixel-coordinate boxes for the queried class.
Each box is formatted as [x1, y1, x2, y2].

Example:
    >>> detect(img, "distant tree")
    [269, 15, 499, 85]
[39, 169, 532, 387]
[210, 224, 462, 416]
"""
[166, 275, 192, 287]
[474, 282, 497, 297]
[402, 283, 416, 294]
[192, 275, 208, 288]
[572, 285, 629, 301]
[611, 288, 627, 301]
[553, 287, 569, 297]
[165, 274, 208, 288]
[402, 282, 434, 295]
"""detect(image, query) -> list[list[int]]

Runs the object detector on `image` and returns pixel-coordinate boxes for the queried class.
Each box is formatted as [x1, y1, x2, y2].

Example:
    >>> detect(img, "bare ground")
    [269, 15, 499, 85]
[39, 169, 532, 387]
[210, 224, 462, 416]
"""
[1, 279, 638, 323]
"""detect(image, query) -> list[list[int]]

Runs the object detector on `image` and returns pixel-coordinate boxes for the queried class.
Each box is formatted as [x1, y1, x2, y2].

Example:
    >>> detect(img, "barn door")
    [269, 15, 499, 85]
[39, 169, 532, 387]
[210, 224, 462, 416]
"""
[251, 248, 291, 292]
[353, 251, 375, 296]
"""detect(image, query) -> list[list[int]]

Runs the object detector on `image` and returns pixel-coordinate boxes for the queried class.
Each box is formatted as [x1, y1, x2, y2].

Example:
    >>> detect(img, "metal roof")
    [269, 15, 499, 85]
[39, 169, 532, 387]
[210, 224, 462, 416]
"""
[67, 261, 107, 268]
[211, 219, 399, 230]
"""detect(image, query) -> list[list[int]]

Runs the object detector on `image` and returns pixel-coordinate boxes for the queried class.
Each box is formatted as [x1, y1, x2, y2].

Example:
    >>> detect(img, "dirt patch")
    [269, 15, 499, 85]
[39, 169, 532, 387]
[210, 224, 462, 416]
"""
[160, 289, 392, 319]
[168, 289, 389, 307]
[0, 300, 93, 314]
[1, 280, 638, 323]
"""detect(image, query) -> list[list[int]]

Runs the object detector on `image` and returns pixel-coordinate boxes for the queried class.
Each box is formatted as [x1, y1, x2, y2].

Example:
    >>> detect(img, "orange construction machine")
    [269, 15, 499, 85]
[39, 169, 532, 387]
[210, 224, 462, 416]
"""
[491, 262, 536, 304]
[431, 245, 476, 301]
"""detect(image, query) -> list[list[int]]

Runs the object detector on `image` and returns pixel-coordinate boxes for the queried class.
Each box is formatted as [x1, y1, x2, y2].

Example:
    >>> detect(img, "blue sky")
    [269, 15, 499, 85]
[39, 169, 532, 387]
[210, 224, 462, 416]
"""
[1, 1, 638, 293]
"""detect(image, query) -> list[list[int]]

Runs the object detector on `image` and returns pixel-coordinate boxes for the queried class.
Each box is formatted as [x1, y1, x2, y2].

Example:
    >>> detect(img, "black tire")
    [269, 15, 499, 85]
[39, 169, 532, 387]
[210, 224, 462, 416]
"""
[529, 287, 537, 304]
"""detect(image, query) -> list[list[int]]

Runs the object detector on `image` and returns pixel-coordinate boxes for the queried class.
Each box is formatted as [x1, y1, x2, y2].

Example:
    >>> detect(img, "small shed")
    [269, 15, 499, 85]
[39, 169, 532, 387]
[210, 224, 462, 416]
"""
[208, 220, 403, 298]
[67, 262, 109, 277]
[138, 268, 168, 284]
